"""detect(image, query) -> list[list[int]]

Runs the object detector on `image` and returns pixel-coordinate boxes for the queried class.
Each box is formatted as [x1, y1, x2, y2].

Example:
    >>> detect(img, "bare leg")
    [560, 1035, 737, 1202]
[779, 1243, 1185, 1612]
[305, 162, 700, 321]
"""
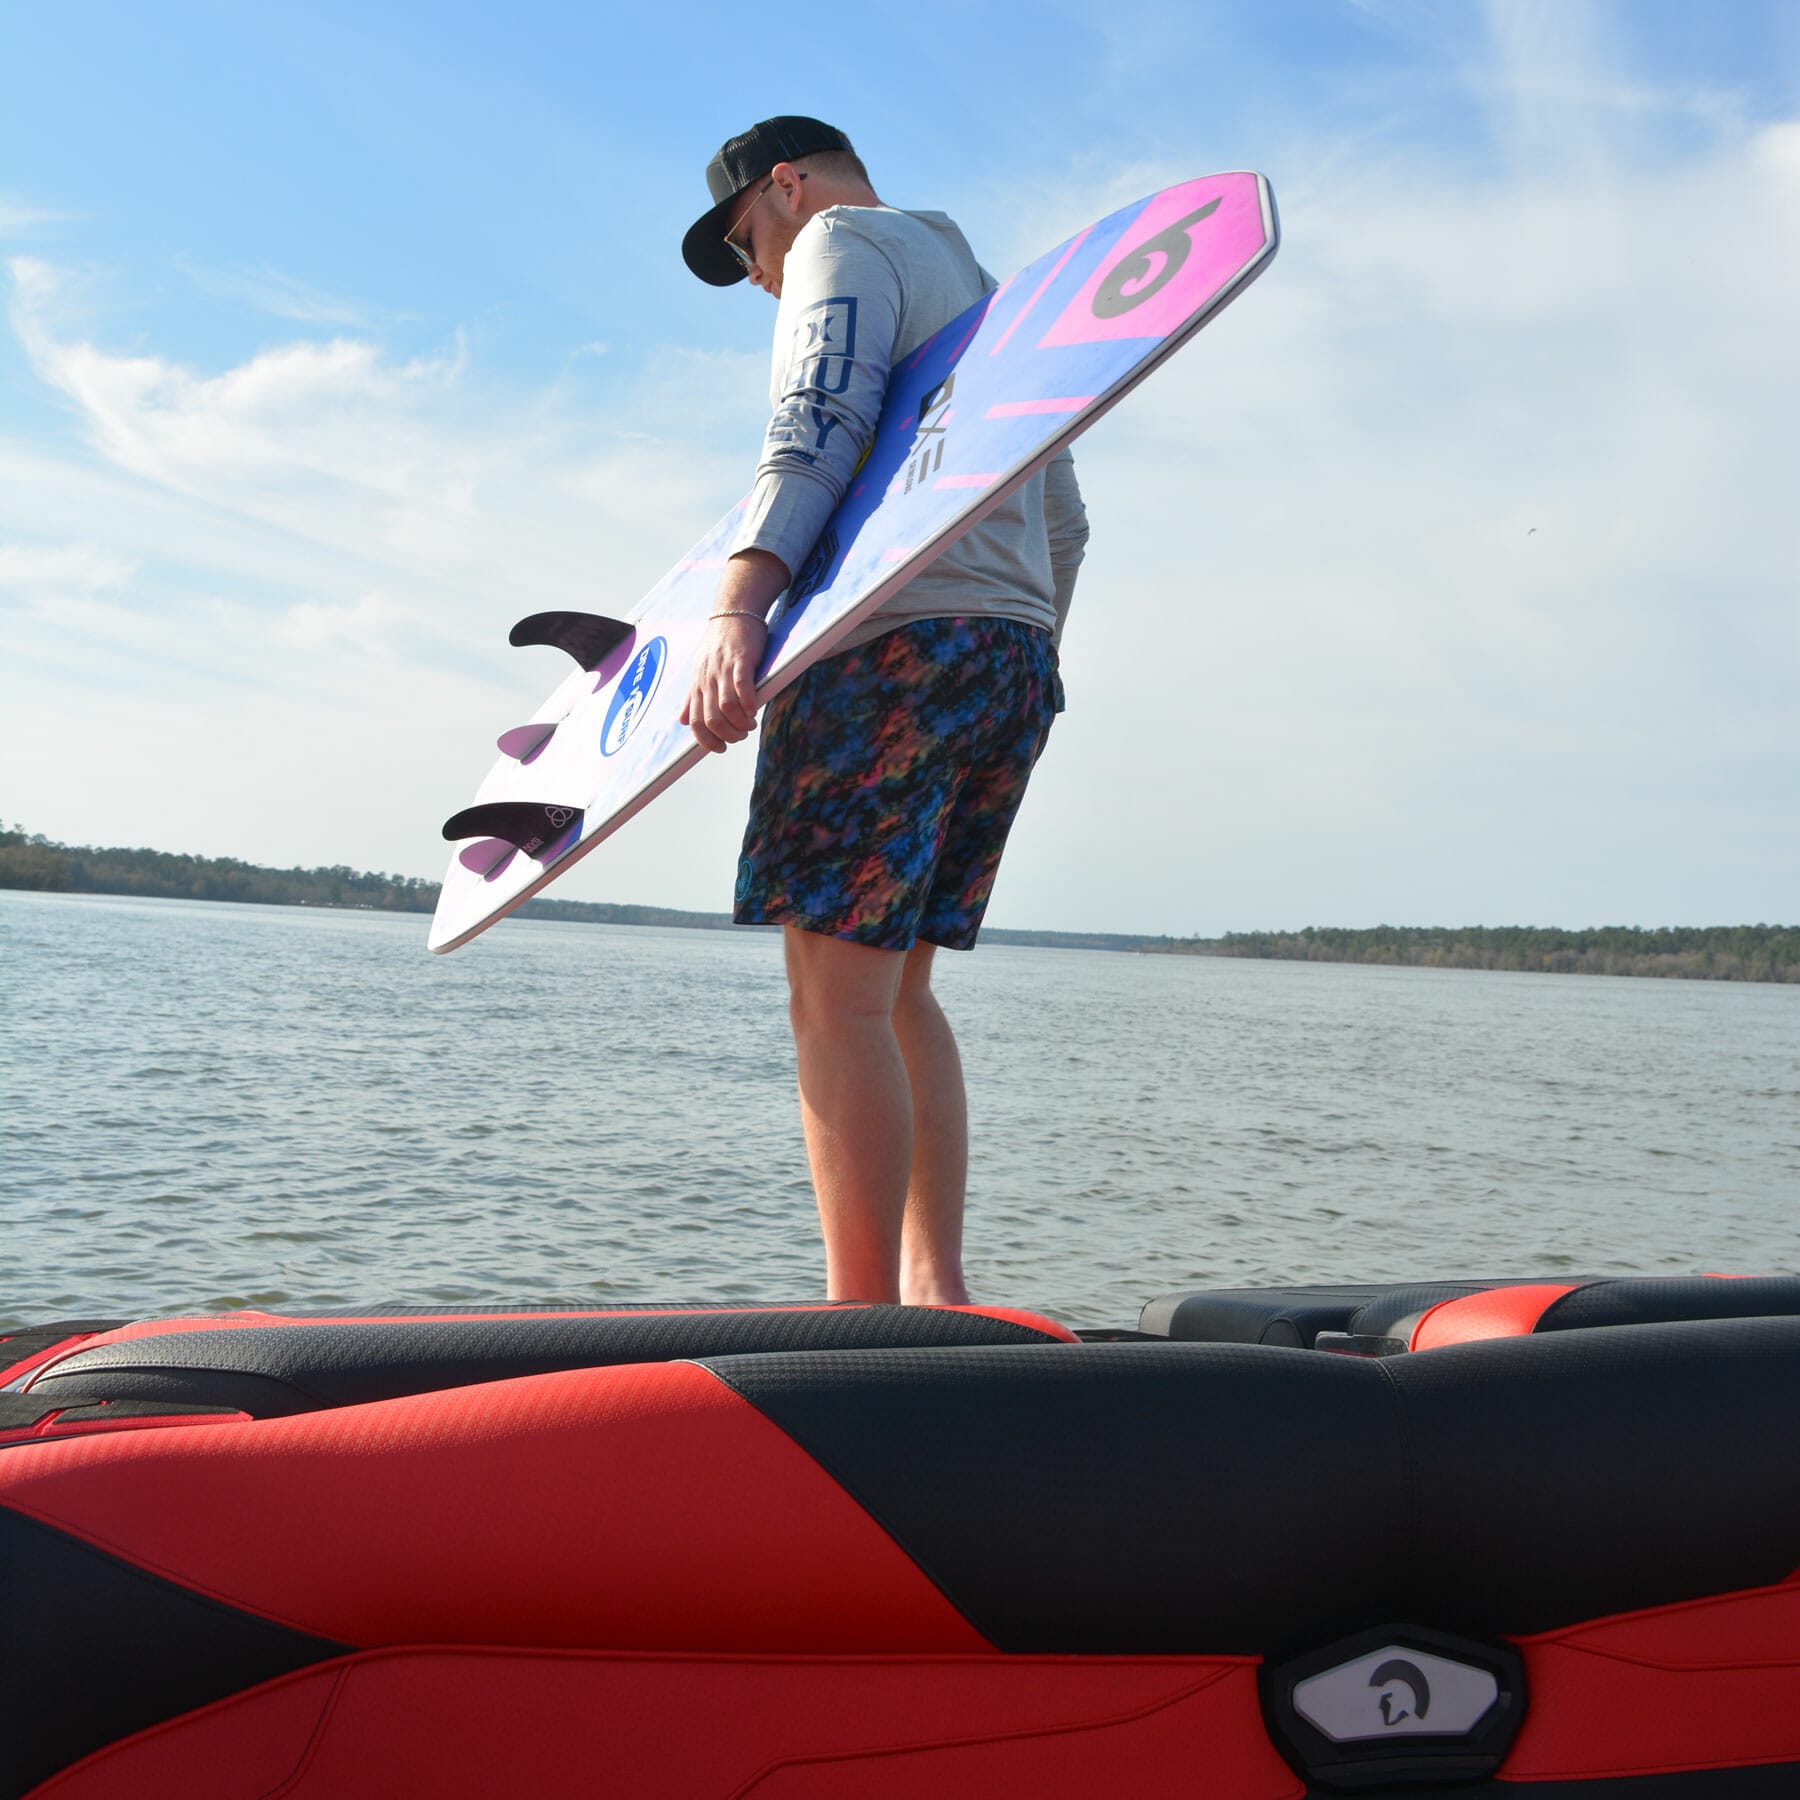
[784, 927, 910, 1302]
[782, 928, 972, 1305]
[893, 944, 970, 1305]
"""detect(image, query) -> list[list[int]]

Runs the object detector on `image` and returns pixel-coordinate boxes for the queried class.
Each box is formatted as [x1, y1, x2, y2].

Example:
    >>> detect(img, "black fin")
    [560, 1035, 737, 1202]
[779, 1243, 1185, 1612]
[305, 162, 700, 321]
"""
[509, 611, 633, 671]
[441, 801, 583, 857]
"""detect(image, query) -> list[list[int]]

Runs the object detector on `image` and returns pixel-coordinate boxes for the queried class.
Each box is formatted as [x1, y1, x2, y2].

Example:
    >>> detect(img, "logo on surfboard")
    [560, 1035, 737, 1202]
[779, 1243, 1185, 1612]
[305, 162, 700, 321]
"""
[601, 637, 667, 756]
[1092, 197, 1221, 318]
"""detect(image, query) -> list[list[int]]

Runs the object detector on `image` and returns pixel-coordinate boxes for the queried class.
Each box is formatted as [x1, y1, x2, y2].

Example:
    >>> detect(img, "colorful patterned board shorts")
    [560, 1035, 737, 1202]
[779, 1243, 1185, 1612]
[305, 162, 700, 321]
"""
[734, 616, 1064, 953]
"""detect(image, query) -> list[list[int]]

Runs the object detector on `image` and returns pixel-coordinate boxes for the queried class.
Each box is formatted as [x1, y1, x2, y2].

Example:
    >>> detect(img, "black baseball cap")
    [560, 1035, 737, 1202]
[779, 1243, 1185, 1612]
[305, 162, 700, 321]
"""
[682, 115, 855, 287]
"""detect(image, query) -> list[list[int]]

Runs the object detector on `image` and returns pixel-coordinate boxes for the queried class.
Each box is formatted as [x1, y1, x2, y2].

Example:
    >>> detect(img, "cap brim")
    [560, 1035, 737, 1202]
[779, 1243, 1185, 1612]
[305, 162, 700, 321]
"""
[683, 200, 750, 287]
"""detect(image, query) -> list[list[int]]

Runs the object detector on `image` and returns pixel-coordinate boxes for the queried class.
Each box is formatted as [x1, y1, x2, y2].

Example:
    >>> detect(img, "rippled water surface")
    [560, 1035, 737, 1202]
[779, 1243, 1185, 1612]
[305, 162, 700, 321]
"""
[3, 890, 1795, 1327]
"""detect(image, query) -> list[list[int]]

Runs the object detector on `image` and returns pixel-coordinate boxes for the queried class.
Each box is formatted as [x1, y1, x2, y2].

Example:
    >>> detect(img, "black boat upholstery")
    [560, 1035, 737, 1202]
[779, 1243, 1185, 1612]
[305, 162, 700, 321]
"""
[702, 1316, 1800, 1650]
[14, 1304, 1073, 1419]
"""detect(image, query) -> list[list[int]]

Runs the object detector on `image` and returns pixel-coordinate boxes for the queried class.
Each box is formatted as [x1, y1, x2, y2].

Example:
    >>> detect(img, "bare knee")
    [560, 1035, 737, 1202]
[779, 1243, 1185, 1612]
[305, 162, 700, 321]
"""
[893, 940, 947, 1018]
[784, 927, 905, 1043]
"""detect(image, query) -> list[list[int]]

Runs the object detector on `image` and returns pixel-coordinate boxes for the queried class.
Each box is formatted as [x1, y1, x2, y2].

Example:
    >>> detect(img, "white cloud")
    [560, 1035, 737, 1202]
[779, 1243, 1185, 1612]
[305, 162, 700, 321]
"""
[1754, 118, 1800, 189]
[0, 539, 136, 600]
[274, 589, 401, 655]
[0, 197, 75, 239]
[10, 260, 464, 500]
[950, 90, 1800, 929]
[0, 257, 772, 894]
[173, 257, 406, 328]
[2, 39, 1795, 930]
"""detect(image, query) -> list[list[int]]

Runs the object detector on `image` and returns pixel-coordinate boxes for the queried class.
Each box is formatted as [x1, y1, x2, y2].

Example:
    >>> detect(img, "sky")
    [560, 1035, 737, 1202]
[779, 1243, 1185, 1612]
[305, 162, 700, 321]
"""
[2, 0, 1796, 938]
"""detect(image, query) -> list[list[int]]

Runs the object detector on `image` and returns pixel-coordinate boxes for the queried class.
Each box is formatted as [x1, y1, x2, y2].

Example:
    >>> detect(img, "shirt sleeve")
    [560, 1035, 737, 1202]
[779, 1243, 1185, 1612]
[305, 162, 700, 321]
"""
[1044, 449, 1089, 644]
[733, 212, 903, 579]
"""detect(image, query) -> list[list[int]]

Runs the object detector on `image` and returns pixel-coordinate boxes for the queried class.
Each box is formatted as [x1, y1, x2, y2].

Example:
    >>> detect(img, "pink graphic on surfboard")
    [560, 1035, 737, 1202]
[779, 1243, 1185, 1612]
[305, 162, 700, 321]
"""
[431, 173, 1278, 953]
[1037, 177, 1268, 348]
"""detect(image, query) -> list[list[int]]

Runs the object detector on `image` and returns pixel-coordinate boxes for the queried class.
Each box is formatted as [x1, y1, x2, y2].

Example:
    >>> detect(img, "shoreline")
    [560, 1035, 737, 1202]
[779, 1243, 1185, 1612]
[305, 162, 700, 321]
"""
[4, 832, 1794, 984]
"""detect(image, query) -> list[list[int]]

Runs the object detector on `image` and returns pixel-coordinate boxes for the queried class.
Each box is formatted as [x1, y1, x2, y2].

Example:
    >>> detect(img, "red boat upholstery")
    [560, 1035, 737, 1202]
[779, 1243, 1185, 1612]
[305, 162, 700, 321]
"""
[3, 1315, 1798, 1796]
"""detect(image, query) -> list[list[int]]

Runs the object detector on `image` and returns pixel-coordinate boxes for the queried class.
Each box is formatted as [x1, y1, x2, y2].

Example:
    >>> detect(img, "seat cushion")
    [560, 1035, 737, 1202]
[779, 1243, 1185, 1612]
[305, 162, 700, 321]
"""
[1138, 1275, 1800, 1352]
[13, 1303, 1075, 1420]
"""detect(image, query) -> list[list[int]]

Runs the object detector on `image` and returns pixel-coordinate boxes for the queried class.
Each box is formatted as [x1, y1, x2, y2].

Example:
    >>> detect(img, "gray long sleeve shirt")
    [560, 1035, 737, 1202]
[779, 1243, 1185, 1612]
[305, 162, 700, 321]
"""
[734, 204, 1088, 649]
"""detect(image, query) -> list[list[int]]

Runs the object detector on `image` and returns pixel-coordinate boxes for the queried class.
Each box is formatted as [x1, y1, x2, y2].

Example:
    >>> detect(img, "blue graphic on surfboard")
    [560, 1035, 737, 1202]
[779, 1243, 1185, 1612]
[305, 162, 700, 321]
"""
[432, 173, 1279, 953]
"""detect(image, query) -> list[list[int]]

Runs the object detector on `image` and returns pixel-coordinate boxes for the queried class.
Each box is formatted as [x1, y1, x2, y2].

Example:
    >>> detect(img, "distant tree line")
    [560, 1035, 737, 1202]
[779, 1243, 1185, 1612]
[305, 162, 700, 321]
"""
[514, 895, 746, 931]
[0, 822, 1171, 944]
[5, 823, 1791, 980]
[1159, 923, 1798, 984]
[0, 822, 738, 928]
[0, 822, 438, 913]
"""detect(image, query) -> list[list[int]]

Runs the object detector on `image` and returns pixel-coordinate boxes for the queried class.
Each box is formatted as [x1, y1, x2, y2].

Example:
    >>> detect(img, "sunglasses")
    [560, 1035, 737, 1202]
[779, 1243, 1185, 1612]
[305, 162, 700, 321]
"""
[723, 171, 806, 271]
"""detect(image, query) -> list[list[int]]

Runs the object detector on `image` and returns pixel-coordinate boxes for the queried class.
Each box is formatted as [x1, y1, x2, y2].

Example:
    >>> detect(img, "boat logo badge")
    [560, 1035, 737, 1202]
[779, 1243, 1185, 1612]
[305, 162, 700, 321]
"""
[1292, 1645, 1499, 1743]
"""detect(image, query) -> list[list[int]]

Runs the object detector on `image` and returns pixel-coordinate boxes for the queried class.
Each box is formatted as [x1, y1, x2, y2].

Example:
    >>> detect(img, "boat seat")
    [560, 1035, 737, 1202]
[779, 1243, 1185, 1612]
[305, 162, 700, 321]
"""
[1140, 1274, 1800, 1353]
[3, 1303, 1075, 1428]
[5, 1318, 1799, 1797]
[1137, 1280, 1539, 1346]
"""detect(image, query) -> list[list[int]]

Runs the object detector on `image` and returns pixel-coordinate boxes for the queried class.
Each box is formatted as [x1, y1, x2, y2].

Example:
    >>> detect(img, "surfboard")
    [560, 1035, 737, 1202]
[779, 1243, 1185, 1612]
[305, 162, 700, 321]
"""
[431, 172, 1280, 953]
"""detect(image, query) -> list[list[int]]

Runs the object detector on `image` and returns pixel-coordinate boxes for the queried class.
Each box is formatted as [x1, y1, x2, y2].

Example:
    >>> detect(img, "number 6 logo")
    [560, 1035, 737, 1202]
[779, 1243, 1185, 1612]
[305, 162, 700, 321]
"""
[1035, 176, 1263, 350]
[1092, 197, 1220, 317]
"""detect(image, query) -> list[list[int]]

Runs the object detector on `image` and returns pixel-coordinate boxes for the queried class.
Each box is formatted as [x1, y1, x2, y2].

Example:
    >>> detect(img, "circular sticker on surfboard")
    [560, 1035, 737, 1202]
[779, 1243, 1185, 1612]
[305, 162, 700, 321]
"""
[600, 636, 667, 757]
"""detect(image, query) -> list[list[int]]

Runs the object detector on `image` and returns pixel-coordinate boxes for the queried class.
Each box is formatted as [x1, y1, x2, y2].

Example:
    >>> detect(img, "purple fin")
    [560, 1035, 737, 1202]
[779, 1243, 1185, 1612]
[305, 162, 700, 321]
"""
[509, 611, 633, 672]
[496, 721, 558, 763]
[458, 839, 517, 879]
[442, 801, 583, 860]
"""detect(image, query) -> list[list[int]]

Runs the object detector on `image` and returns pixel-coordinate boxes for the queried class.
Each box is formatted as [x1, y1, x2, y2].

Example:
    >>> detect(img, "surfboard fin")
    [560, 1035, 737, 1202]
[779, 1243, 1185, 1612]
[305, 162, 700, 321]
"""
[509, 611, 633, 671]
[459, 839, 517, 879]
[496, 721, 559, 763]
[441, 801, 584, 859]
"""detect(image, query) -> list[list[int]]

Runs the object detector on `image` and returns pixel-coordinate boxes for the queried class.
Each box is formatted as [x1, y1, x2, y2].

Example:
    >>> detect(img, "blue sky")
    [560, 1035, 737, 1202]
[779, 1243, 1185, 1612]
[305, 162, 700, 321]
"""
[3, 0, 1796, 935]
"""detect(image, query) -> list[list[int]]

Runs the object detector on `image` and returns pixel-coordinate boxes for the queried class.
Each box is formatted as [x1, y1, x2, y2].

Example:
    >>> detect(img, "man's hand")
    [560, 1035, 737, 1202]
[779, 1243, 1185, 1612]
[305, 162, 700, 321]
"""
[683, 613, 767, 752]
[681, 548, 790, 753]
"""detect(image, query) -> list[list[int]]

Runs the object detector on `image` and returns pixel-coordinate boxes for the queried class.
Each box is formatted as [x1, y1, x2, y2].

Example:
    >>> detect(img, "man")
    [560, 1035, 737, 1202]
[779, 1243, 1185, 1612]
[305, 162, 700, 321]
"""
[678, 117, 1088, 1305]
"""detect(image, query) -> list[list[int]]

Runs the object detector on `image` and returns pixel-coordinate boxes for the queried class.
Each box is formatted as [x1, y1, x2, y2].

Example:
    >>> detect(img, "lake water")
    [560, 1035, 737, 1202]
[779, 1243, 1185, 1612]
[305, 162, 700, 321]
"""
[2, 889, 1794, 1329]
